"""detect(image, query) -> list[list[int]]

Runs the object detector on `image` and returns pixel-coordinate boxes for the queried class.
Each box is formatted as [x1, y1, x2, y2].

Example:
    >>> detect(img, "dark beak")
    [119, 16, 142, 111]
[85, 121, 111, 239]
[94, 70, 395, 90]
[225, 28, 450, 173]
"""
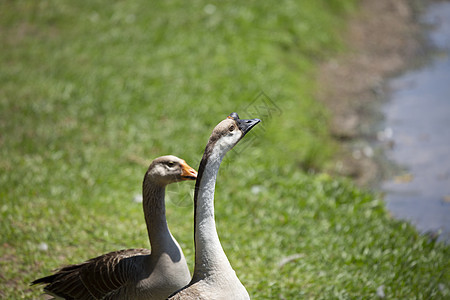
[236, 118, 261, 135]
[228, 112, 261, 136]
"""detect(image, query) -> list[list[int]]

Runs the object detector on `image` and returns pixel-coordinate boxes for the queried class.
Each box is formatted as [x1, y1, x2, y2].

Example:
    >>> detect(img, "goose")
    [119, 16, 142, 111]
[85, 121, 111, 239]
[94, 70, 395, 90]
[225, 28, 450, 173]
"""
[32, 155, 197, 300]
[169, 112, 260, 300]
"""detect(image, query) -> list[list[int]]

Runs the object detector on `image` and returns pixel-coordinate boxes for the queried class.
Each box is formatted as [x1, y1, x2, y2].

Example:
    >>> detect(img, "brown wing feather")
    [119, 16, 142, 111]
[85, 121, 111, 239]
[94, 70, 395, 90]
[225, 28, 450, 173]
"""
[32, 248, 151, 299]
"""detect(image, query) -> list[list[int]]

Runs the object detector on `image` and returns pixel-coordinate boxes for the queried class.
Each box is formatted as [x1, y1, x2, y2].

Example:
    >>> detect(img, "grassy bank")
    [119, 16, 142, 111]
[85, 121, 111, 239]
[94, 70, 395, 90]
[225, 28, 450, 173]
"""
[1, 0, 448, 298]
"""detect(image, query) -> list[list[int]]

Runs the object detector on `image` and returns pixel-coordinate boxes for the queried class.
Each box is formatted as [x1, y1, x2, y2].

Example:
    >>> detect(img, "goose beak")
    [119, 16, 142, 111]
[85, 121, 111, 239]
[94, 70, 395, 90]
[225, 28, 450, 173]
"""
[180, 161, 198, 180]
[236, 118, 261, 136]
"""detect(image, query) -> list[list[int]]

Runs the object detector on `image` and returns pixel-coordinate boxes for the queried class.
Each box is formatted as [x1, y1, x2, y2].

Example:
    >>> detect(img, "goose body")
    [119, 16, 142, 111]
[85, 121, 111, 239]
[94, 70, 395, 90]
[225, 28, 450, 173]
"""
[169, 113, 260, 300]
[32, 155, 197, 300]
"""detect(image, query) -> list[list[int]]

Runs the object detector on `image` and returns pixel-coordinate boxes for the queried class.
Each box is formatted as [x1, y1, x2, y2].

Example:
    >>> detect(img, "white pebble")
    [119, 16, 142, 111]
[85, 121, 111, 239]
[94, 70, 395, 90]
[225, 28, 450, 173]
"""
[133, 194, 143, 203]
[376, 285, 385, 298]
[38, 242, 48, 252]
[251, 185, 262, 195]
[377, 127, 394, 141]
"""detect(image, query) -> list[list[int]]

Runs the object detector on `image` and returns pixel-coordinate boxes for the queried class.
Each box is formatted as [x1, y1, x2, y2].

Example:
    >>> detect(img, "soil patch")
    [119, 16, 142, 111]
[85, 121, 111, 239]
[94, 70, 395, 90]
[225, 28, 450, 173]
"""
[317, 0, 425, 186]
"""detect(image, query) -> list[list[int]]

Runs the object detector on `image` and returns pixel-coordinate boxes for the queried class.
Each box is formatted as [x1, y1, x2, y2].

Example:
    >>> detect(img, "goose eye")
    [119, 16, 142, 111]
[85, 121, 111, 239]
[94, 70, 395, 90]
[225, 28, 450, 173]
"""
[167, 161, 175, 167]
[228, 125, 235, 132]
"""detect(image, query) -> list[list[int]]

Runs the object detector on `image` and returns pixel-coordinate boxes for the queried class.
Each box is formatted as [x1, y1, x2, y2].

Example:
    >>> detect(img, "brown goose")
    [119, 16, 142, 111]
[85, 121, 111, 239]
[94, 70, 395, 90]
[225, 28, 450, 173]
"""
[169, 113, 260, 300]
[32, 155, 197, 300]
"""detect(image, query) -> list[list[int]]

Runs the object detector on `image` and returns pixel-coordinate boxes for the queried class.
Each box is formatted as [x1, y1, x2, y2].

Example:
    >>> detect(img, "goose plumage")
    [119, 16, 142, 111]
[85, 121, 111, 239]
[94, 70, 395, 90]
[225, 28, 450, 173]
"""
[169, 113, 260, 300]
[32, 155, 197, 300]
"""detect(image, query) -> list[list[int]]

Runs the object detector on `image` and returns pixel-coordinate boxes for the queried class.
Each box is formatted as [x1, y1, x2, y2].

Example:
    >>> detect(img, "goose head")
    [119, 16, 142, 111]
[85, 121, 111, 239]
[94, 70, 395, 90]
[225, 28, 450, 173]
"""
[206, 112, 261, 155]
[146, 155, 198, 186]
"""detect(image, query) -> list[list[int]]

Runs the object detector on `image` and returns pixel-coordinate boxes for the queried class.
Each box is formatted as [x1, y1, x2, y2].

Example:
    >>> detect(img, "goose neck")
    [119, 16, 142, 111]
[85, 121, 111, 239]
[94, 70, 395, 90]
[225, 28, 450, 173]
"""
[142, 180, 171, 254]
[193, 149, 233, 279]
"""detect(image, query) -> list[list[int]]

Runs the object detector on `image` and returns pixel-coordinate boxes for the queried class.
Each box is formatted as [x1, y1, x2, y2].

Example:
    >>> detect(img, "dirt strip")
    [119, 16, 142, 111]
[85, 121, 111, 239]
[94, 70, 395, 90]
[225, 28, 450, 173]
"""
[317, 0, 427, 186]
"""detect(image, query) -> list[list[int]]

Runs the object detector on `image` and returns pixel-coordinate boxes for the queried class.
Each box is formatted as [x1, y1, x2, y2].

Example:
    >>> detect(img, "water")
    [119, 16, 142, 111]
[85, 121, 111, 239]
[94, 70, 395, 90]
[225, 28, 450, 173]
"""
[382, 1, 450, 242]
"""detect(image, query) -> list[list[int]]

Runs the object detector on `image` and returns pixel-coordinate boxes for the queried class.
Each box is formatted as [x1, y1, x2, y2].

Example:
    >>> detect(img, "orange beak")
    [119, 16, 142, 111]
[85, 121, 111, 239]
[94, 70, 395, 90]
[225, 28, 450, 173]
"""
[180, 161, 198, 180]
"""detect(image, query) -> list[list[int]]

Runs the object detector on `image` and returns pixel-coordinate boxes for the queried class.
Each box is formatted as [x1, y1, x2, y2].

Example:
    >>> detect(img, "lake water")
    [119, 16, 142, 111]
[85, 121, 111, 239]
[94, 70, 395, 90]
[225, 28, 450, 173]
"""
[382, 1, 450, 242]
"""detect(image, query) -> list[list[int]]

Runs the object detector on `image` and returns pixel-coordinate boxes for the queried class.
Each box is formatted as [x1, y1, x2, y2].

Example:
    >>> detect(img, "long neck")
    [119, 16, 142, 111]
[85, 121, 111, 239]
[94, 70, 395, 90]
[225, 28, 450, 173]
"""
[192, 148, 234, 280]
[142, 179, 173, 255]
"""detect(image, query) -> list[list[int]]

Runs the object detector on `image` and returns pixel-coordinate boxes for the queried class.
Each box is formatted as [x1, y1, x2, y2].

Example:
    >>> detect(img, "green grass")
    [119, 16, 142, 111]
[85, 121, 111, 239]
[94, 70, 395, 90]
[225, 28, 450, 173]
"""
[0, 0, 448, 299]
